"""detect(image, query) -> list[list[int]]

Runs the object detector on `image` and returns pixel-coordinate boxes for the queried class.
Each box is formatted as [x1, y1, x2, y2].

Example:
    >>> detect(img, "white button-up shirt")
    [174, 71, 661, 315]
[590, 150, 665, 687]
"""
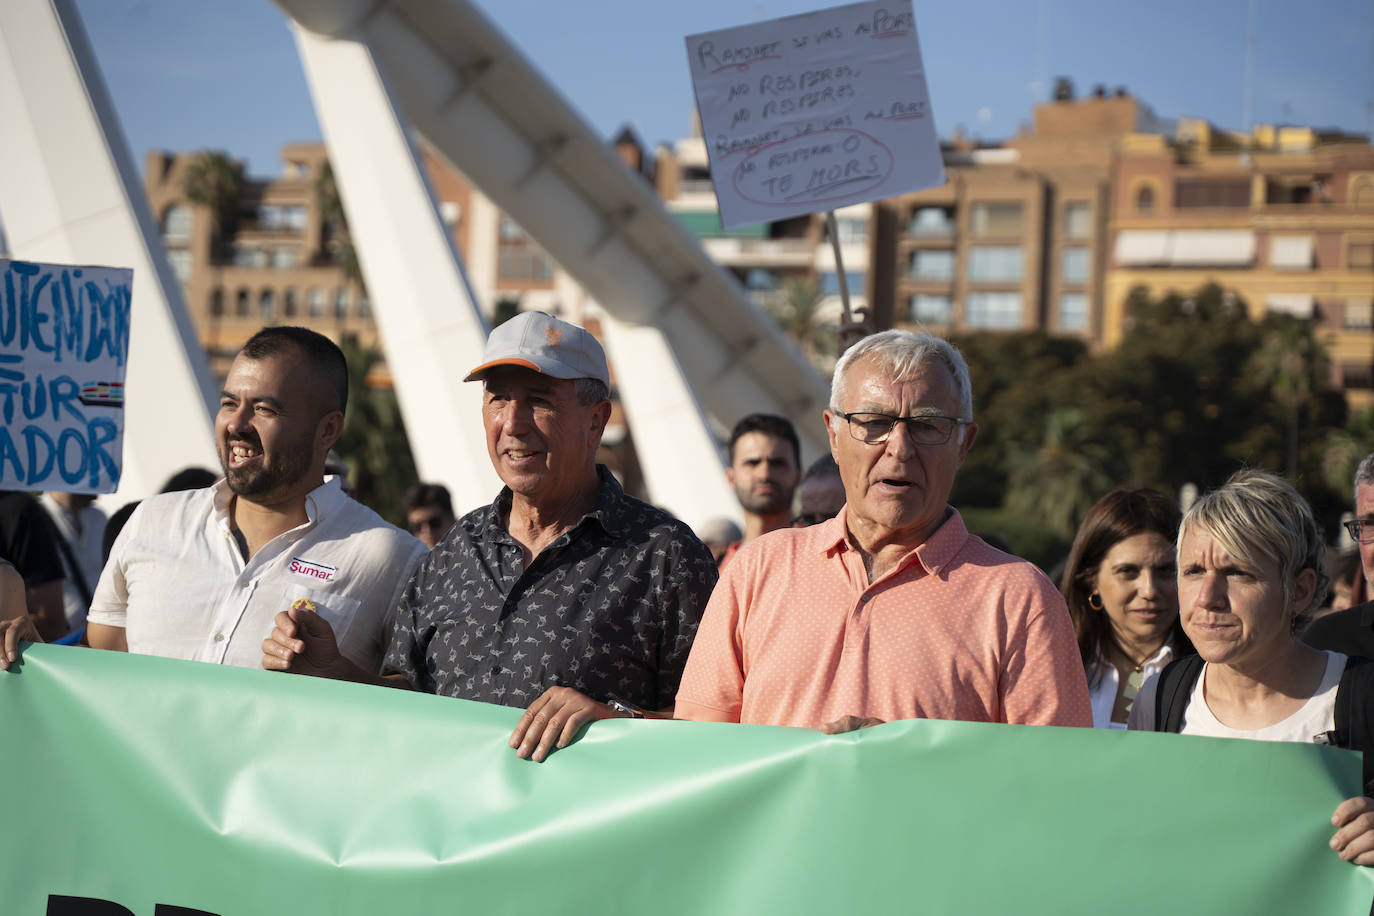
[88, 479, 426, 674]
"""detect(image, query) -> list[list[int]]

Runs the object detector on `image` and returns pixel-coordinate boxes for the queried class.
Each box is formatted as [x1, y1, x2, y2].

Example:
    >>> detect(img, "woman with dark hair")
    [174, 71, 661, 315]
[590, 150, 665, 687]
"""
[1060, 487, 1192, 728]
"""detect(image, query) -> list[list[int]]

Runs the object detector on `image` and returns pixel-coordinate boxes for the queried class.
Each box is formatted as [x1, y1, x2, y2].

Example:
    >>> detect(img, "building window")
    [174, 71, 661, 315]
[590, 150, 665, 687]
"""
[233, 246, 268, 268]
[161, 205, 193, 243]
[1353, 177, 1374, 207]
[1059, 293, 1089, 332]
[1061, 247, 1090, 285]
[1175, 179, 1250, 208]
[1269, 236, 1313, 271]
[1342, 363, 1374, 390]
[1346, 299, 1374, 331]
[908, 294, 952, 324]
[966, 291, 1023, 329]
[166, 248, 192, 286]
[909, 207, 955, 236]
[1350, 241, 1374, 271]
[257, 203, 306, 231]
[271, 248, 298, 269]
[259, 288, 274, 318]
[283, 288, 298, 317]
[910, 250, 955, 281]
[744, 268, 781, 291]
[826, 217, 867, 243]
[1135, 185, 1155, 211]
[497, 216, 555, 282]
[1064, 203, 1091, 239]
[968, 246, 1023, 282]
[358, 291, 371, 319]
[208, 288, 224, 318]
[235, 289, 251, 317]
[970, 203, 1022, 236]
[334, 288, 348, 318]
[819, 271, 865, 297]
[307, 287, 326, 317]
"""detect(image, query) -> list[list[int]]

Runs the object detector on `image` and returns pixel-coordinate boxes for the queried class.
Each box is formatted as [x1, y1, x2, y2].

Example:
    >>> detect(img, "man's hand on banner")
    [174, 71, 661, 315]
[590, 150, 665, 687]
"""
[819, 715, 885, 734]
[261, 602, 353, 680]
[510, 686, 618, 763]
[1331, 796, 1374, 865]
[0, 616, 41, 671]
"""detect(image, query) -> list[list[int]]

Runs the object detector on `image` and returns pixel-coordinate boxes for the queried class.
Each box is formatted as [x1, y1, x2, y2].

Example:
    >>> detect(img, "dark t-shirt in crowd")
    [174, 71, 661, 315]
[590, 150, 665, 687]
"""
[383, 467, 718, 711]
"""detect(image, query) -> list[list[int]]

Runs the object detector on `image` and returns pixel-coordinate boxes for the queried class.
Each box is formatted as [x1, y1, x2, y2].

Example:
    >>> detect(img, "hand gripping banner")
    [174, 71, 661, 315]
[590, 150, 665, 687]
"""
[3, 644, 1373, 914]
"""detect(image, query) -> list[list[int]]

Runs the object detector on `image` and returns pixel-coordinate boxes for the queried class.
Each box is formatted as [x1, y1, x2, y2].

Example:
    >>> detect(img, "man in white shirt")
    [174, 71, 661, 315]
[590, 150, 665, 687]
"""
[39, 491, 107, 632]
[1, 327, 425, 674]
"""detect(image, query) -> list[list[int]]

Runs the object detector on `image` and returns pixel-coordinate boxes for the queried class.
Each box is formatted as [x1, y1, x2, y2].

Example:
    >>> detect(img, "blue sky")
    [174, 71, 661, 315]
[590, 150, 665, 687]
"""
[69, 0, 1374, 179]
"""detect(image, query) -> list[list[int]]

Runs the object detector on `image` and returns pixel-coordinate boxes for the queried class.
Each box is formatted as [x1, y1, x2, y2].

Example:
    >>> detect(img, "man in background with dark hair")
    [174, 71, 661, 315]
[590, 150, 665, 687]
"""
[717, 413, 801, 568]
[403, 483, 457, 549]
[2, 326, 425, 675]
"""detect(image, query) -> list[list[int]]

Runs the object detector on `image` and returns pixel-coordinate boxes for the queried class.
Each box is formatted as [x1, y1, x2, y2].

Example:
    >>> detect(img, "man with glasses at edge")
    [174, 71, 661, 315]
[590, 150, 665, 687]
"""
[1305, 452, 1374, 658]
[675, 329, 1091, 731]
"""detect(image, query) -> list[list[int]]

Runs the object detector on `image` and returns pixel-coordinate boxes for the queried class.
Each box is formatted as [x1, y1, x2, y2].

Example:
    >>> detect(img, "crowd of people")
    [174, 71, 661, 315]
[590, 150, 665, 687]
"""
[3, 310, 1374, 868]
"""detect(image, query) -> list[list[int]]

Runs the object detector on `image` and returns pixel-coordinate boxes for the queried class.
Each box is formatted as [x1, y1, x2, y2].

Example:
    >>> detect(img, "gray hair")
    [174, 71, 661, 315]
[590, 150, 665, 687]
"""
[573, 378, 610, 407]
[1179, 469, 1329, 633]
[1355, 452, 1374, 500]
[830, 329, 973, 420]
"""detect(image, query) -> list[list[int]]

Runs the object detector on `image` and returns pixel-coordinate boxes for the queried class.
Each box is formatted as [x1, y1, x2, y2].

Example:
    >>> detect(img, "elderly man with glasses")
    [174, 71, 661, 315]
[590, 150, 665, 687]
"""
[1304, 452, 1374, 658]
[675, 329, 1091, 731]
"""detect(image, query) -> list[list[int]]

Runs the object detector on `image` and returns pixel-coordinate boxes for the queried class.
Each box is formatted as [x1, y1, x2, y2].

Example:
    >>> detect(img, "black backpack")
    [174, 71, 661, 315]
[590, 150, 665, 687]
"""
[1153, 654, 1374, 795]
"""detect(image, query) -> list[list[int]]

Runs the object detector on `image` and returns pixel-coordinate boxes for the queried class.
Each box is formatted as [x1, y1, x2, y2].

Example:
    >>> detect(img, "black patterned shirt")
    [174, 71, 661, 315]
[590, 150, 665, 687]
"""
[382, 466, 718, 709]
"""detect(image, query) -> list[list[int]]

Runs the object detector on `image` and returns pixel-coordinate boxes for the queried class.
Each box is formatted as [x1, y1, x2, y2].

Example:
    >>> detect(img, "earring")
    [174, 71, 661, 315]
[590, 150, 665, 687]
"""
[1088, 593, 1103, 611]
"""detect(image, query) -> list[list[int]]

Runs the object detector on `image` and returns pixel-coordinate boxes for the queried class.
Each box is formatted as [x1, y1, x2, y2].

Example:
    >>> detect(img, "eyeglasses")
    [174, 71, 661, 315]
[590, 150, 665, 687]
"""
[836, 411, 966, 446]
[1345, 519, 1374, 543]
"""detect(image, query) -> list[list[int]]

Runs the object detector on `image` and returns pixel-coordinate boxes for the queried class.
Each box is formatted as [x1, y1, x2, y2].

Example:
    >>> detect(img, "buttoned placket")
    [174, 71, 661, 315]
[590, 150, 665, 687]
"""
[205, 502, 318, 663]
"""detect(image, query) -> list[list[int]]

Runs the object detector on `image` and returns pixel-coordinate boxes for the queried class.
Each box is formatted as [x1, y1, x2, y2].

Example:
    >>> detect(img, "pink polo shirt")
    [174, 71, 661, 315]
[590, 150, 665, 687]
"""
[675, 508, 1091, 729]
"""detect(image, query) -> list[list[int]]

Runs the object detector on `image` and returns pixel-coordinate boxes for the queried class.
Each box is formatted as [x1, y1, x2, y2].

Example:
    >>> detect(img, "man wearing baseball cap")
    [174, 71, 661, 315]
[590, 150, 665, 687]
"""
[264, 311, 718, 761]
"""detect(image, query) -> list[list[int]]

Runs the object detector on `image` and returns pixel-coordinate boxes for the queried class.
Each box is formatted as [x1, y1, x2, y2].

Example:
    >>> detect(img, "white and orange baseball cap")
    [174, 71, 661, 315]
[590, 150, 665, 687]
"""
[464, 310, 610, 388]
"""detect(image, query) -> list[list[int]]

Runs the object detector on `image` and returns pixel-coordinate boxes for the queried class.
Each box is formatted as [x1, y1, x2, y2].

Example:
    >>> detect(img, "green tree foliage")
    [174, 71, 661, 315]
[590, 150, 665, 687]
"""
[334, 338, 419, 526]
[949, 283, 1353, 561]
[314, 162, 360, 284]
[181, 151, 243, 250]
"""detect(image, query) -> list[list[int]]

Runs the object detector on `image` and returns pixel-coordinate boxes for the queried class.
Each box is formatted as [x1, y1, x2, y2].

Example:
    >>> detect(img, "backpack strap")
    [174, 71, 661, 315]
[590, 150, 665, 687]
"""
[1154, 654, 1205, 733]
[1331, 656, 1374, 796]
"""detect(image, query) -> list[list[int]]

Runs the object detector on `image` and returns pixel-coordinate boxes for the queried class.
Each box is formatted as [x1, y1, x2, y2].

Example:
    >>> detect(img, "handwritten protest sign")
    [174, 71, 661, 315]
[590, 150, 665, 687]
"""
[0, 259, 131, 493]
[686, 0, 945, 229]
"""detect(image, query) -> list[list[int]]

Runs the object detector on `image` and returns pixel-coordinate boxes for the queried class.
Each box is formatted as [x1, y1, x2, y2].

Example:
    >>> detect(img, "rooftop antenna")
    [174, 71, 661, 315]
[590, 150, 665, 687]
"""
[1241, 0, 1255, 131]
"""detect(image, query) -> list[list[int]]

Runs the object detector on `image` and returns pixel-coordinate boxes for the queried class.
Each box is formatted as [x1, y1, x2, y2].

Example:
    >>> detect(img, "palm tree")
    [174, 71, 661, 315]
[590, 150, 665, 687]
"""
[1252, 316, 1330, 478]
[181, 151, 243, 257]
[1005, 407, 1117, 542]
[314, 161, 360, 284]
[334, 337, 419, 524]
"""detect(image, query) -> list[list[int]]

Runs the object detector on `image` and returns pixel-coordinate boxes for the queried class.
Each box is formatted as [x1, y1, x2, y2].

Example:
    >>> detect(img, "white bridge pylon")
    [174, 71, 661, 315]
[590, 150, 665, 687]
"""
[277, 0, 832, 530]
[0, 0, 219, 504]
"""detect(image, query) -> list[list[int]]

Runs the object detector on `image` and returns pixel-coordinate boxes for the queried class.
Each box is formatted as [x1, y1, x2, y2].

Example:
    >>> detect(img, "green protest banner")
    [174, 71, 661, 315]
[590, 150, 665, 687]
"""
[3, 643, 1372, 914]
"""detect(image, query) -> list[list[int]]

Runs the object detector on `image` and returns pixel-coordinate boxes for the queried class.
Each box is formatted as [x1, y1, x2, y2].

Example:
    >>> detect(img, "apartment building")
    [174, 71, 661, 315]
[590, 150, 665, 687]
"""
[1106, 120, 1374, 405]
[145, 143, 375, 375]
[871, 88, 1162, 341]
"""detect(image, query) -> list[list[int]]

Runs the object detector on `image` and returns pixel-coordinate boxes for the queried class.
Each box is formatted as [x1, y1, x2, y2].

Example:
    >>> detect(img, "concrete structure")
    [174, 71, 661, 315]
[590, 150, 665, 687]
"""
[0, 0, 218, 503]
[272, 0, 831, 531]
[1107, 119, 1374, 407]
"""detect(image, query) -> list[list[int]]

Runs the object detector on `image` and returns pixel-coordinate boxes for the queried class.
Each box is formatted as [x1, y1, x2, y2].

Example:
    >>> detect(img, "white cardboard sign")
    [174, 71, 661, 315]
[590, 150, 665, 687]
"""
[0, 259, 132, 493]
[686, 0, 944, 229]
